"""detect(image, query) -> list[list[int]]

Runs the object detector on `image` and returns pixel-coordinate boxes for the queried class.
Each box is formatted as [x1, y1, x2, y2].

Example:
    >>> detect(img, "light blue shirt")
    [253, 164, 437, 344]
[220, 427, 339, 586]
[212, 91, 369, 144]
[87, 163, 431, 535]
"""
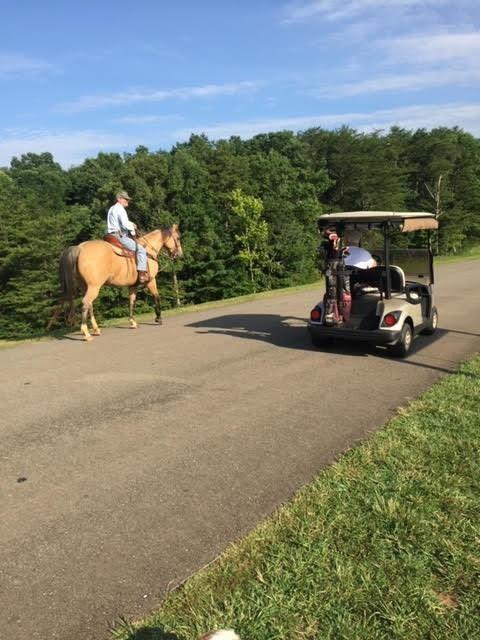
[107, 202, 136, 235]
[345, 246, 376, 269]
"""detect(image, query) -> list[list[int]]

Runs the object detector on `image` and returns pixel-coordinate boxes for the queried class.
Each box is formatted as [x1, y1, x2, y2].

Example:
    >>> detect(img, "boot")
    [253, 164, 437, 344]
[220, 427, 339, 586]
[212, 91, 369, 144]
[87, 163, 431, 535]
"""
[137, 270, 150, 284]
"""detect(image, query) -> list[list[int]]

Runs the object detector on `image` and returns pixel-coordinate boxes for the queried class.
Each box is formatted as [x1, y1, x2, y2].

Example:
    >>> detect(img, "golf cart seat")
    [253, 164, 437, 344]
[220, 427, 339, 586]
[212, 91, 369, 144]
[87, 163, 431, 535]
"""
[350, 265, 406, 294]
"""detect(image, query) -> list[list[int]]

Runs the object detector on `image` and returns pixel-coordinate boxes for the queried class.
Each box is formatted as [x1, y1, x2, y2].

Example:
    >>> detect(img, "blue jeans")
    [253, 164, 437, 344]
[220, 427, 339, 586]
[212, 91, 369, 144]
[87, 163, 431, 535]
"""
[119, 234, 147, 271]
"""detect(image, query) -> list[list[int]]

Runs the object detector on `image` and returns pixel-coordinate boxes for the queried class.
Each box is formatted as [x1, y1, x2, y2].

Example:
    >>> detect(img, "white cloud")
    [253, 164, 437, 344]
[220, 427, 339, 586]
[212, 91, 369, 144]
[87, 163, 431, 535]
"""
[356, 103, 480, 134]
[57, 81, 260, 113]
[176, 115, 340, 140]
[0, 130, 134, 168]
[283, 0, 450, 23]
[174, 103, 480, 140]
[2, 102, 479, 169]
[315, 67, 480, 97]
[114, 114, 184, 125]
[0, 53, 55, 77]
[383, 31, 480, 64]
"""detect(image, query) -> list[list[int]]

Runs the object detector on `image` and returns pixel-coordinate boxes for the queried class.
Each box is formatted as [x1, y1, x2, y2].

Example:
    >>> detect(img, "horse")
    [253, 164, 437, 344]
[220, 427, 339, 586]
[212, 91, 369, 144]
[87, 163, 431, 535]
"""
[58, 225, 183, 341]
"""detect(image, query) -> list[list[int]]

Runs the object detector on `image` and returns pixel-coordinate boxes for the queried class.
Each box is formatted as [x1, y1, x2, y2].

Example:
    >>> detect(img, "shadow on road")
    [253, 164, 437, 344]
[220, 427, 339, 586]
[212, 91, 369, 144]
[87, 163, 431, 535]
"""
[442, 327, 480, 337]
[118, 626, 182, 640]
[186, 313, 477, 375]
[54, 332, 85, 341]
[187, 313, 315, 353]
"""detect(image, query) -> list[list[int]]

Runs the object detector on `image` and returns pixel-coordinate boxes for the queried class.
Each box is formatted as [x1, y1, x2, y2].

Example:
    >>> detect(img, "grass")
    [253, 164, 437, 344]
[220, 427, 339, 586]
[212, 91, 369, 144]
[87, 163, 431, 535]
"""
[112, 355, 480, 640]
[436, 244, 480, 264]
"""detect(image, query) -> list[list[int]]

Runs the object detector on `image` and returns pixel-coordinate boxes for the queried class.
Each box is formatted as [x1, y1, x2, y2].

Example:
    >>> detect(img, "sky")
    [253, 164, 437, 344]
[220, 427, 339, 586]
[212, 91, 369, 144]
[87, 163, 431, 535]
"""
[1, 0, 479, 167]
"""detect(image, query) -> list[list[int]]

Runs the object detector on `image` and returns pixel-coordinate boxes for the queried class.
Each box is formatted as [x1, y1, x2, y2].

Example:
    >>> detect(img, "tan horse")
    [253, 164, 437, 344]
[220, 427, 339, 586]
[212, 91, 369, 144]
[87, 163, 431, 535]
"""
[59, 226, 183, 341]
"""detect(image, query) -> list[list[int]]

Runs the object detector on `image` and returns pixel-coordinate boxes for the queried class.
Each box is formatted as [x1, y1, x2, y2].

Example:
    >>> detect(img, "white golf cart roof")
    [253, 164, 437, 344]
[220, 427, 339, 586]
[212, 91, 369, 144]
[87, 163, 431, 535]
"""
[318, 211, 438, 232]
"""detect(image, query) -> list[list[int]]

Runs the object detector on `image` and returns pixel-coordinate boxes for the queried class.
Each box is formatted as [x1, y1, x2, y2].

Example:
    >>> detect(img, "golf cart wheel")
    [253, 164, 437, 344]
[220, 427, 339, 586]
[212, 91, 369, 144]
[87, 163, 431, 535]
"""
[388, 321, 413, 358]
[421, 306, 438, 335]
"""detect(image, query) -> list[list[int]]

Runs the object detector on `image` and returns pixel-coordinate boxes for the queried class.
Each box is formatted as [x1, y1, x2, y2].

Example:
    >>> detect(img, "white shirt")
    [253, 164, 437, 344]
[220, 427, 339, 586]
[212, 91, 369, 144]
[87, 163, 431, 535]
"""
[107, 202, 135, 235]
[345, 246, 376, 269]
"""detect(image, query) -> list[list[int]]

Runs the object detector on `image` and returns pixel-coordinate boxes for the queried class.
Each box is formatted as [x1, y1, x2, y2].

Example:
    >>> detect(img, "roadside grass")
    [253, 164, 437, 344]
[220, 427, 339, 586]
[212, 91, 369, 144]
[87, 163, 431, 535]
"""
[436, 244, 480, 264]
[113, 355, 480, 640]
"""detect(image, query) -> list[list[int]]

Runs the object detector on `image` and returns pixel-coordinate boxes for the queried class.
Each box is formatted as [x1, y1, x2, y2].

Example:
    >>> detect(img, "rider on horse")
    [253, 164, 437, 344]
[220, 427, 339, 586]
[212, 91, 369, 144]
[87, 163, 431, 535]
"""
[107, 191, 150, 284]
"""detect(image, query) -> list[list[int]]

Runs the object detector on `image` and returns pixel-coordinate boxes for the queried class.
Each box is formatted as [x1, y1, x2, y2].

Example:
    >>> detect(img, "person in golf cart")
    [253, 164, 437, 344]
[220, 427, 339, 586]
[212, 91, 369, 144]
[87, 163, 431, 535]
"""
[344, 229, 377, 269]
[319, 226, 378, 325]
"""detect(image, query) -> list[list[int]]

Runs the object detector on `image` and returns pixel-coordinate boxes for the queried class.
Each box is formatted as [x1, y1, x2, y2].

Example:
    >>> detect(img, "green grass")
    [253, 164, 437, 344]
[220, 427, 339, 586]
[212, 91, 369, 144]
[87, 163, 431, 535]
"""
[436, 244, 480, 264]
[113, 355, 480, 640]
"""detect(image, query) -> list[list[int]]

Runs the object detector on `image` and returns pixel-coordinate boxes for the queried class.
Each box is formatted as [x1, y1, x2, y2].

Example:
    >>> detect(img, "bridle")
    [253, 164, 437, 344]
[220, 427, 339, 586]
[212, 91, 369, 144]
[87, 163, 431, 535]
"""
[139, 228, 181, 260]
[161, 227, 182, 259]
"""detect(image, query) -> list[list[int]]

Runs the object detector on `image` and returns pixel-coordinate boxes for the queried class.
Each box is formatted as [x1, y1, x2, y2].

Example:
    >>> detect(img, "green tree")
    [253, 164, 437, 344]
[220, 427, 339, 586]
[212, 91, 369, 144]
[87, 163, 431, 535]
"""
[8, 152, 71, 213]
[229, 188, 269, 292]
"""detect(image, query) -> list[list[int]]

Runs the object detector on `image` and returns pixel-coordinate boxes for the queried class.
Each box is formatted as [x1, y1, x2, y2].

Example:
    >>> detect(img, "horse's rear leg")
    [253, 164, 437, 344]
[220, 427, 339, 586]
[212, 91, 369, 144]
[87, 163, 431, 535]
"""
[146, 279, 162, 324]
[81, 286, 100, 341]
[89, 305, 101, 336]
[128, 288, 138, 329]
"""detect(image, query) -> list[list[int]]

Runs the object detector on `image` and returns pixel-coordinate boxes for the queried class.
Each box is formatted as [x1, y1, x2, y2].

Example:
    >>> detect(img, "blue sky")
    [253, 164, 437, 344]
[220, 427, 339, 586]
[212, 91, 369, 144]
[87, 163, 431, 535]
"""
[1, 0, 479, 167]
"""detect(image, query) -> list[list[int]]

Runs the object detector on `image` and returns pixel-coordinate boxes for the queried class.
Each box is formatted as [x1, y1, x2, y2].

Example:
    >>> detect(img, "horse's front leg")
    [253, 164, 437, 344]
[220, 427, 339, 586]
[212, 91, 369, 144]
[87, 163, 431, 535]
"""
[128, 288, 138, 329]
[146, 279, 162, 324]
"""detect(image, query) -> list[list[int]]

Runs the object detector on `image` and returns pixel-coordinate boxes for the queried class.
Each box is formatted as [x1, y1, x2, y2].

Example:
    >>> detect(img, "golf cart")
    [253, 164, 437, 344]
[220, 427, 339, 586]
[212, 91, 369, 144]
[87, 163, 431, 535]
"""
[308, 211, 439, 357]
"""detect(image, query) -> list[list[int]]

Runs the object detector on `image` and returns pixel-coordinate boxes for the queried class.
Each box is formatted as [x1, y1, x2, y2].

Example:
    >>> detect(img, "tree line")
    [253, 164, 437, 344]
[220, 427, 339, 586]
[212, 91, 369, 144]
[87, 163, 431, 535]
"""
[0, 125, 479, 339]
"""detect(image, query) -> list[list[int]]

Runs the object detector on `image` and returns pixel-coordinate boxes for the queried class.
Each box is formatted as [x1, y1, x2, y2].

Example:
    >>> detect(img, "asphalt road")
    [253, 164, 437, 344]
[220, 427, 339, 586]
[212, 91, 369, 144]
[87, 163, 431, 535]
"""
[1, 260, 479, 640]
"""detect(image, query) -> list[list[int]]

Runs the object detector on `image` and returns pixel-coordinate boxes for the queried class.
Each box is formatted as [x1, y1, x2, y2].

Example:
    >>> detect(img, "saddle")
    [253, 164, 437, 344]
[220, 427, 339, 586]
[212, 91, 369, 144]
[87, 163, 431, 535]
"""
[103, 234, 151, 285]
[103, 234, 136, 259]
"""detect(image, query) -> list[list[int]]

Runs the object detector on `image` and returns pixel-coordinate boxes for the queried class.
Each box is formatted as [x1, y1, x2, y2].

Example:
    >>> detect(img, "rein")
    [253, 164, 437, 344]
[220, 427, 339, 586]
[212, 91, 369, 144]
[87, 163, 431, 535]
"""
[138, 227, 181, 260]
[140, 236, 160, 260]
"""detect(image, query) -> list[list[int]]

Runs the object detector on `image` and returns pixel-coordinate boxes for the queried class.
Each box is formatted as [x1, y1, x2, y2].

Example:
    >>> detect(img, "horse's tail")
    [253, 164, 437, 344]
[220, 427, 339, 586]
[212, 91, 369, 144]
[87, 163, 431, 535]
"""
[59, 245, 81, 325]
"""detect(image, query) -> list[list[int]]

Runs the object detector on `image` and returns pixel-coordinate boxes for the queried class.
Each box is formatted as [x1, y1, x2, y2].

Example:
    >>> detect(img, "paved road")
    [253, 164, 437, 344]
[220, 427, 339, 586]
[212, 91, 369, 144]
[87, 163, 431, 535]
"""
[1, 261, 479, 640]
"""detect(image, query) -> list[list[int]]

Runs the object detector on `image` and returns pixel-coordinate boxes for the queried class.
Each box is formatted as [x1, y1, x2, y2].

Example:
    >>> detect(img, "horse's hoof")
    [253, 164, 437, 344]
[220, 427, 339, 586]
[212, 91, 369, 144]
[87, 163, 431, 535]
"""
[129, 321, 138, 329]
[84, 335, 94, 342]
[155, 318, 163, 325]
[92, 330, 101, 336]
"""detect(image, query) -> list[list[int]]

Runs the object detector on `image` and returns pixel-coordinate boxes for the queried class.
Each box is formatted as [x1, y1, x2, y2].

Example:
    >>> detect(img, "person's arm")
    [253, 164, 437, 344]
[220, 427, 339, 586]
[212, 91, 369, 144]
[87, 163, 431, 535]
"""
[118, 206, 136, 235]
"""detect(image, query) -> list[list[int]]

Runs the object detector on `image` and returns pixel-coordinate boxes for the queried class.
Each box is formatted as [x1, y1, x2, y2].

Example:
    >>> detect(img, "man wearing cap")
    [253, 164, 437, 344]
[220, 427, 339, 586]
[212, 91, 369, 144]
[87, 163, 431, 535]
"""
[107, 191, 149, 284]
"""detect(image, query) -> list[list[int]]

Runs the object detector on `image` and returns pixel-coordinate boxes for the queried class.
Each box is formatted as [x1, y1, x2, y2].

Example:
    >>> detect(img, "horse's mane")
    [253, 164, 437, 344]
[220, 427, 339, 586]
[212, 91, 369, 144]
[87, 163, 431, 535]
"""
[139, 227, 171, 237]
[138, 228, 161, 238]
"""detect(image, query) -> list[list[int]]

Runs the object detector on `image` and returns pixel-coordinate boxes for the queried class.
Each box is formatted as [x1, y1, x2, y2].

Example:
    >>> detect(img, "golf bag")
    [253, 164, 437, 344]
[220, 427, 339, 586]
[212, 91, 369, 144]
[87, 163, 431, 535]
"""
[320, 229, 352, 325]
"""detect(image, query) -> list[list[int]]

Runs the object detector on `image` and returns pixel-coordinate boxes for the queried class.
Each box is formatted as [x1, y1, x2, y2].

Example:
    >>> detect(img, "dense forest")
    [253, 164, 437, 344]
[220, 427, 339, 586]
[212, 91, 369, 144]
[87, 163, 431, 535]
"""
[1, 125, 479, 339]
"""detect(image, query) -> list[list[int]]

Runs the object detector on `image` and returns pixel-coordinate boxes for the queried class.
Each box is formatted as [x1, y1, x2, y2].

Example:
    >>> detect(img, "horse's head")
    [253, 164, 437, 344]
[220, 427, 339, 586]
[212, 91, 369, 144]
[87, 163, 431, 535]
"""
[163, 224, 183, 259]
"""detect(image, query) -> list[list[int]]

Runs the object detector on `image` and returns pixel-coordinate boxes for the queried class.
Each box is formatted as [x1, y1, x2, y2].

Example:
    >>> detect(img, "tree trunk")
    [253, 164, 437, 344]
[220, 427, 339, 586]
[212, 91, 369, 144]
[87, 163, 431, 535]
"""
[172, 265, 181, 307]
[425, 174, 443, 254]
[249, 258, 256, 293]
